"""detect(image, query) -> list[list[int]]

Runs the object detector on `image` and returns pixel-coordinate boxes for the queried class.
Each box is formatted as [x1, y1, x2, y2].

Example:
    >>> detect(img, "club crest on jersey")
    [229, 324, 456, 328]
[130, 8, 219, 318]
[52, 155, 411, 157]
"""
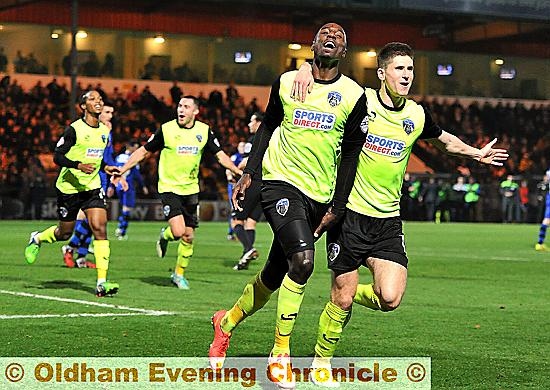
[402, 119, 415, 135]
[163, 205, 171, 217]
[276, 198, 289, 216]
[327, 243, 340, 262]
[196, 134, 202, 142]
[327, 91, 342, 107]
[101, 134, 107, 143]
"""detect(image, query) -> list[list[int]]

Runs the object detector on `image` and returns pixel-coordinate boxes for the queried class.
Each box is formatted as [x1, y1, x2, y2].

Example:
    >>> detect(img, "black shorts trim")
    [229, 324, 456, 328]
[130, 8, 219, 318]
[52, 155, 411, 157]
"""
[326, 210, 408, 273]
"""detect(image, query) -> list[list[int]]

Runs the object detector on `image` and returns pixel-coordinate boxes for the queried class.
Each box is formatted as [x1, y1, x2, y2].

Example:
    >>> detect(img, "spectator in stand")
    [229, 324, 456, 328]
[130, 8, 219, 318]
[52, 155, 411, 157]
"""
[435, 178, 451, 223]
[169, 81, 183, 106]
[101, 53, 115, 77]
[0, 47, 7, 72]
[519, 179, 529, 223]
[464, 176, 481, 222]
[450, 176, 467, 221]
[226, 80, 239, 108]
[500, 174, 519, 223]
[420, 176, 439, 222]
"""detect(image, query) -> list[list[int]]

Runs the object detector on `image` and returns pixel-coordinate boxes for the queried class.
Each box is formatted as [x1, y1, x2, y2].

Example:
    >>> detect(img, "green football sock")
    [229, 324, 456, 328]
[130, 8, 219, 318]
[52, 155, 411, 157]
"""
[93, 240, 110, 282]
[272, 274, 306, 355]
[314, 301, 351, 358]
[163, 226, 175, 241]
[221, 272, 273, 333]
[175, 240, 193, 276]
[37, 225, 57, 244]
[353, 283, 382, 310]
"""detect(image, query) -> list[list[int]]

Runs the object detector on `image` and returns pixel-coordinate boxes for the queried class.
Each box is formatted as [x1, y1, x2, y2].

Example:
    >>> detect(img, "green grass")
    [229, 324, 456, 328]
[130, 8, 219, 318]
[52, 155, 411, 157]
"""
[1, 221, 549, 389]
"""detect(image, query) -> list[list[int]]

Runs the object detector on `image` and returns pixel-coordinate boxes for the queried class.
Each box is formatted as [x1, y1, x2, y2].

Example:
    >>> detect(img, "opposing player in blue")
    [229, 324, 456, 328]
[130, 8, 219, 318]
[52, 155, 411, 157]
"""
[535, 169, 550, 251]
[110, 140, 149, 240]
[62, 102, 117, 268]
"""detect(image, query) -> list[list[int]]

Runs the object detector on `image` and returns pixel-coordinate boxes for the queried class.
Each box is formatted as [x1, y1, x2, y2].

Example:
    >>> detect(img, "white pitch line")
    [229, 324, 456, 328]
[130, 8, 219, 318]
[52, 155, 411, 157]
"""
[0, 312, 172, 320]
[0, 289, 175, 316]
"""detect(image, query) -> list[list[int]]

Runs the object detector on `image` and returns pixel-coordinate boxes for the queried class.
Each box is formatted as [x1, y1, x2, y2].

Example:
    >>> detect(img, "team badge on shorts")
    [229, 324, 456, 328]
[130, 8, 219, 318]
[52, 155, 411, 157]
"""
[402, 118, 415, 135]
[59, 207, 68, 218]
[327, 91, 342, 107]
[276, 198, 289, 216]
[163, 205, 171, 217]
[327, 243, 340, 262]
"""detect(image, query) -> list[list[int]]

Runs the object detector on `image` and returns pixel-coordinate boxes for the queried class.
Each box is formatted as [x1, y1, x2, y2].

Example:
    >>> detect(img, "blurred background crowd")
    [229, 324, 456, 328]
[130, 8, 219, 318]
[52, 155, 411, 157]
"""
[0, 75, 548, 222]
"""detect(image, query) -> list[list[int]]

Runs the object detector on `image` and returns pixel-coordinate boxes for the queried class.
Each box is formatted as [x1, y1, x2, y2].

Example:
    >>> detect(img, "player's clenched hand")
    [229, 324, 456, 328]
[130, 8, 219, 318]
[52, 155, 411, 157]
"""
[313, 207, 340, 239]
[290, 62, 314, 103]
[232, 173, 252, 211]
[78, 163, 96, 174]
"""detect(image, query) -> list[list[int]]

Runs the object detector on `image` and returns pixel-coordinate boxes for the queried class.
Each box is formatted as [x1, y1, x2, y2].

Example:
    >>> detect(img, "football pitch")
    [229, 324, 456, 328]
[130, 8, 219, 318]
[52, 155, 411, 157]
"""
[1, 220, 549, 389]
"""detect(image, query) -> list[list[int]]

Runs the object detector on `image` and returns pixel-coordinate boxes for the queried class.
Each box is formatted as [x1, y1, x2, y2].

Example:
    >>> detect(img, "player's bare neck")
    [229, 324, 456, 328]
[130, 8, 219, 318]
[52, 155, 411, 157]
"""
[313, 58, 339, 81]
[82, 113, 100, 128]
[380, 85, 405, 109]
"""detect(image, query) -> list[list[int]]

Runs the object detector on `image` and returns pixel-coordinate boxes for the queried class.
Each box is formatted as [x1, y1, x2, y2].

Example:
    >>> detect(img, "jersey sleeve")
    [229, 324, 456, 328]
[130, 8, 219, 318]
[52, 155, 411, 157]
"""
[331, 93, 369, 214]
[205, 129, 223, 154]
[243, 76, 283, 176]
[419, 107, 443, 139]
[53, 125, 80, 168]
[144, 128, 165, 153]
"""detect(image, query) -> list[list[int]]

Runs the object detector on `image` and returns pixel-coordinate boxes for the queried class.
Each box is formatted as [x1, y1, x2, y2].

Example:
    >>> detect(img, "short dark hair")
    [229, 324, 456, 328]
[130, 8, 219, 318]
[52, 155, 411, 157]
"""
[79, 90, 92, 106]
[182, 95, 200, 109]
[251, 111, 264, 122]
[377, 42, 413, 70]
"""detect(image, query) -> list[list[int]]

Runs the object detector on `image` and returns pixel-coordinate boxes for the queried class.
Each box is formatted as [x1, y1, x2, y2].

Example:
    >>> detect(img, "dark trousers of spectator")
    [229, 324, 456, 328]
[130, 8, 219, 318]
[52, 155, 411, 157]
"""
[450, 200, 466, 222]
[502, 197, 518, 223]
[424, 201, 436, 222]
[465, 201, 479, 222]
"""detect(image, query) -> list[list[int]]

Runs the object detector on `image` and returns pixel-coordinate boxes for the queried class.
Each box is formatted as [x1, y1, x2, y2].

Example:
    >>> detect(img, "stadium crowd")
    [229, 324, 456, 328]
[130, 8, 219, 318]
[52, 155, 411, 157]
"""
[0, 76, 549, 221]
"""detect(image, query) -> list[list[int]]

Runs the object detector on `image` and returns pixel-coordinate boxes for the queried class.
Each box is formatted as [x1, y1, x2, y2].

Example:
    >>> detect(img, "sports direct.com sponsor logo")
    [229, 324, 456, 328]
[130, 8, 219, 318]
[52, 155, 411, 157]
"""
[177, 145, 199, 155]
[364, 134, 405, 157]
[1, 357, 431, 388]
[293, 109, 336, 131]
[85, 148, 104, 158]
